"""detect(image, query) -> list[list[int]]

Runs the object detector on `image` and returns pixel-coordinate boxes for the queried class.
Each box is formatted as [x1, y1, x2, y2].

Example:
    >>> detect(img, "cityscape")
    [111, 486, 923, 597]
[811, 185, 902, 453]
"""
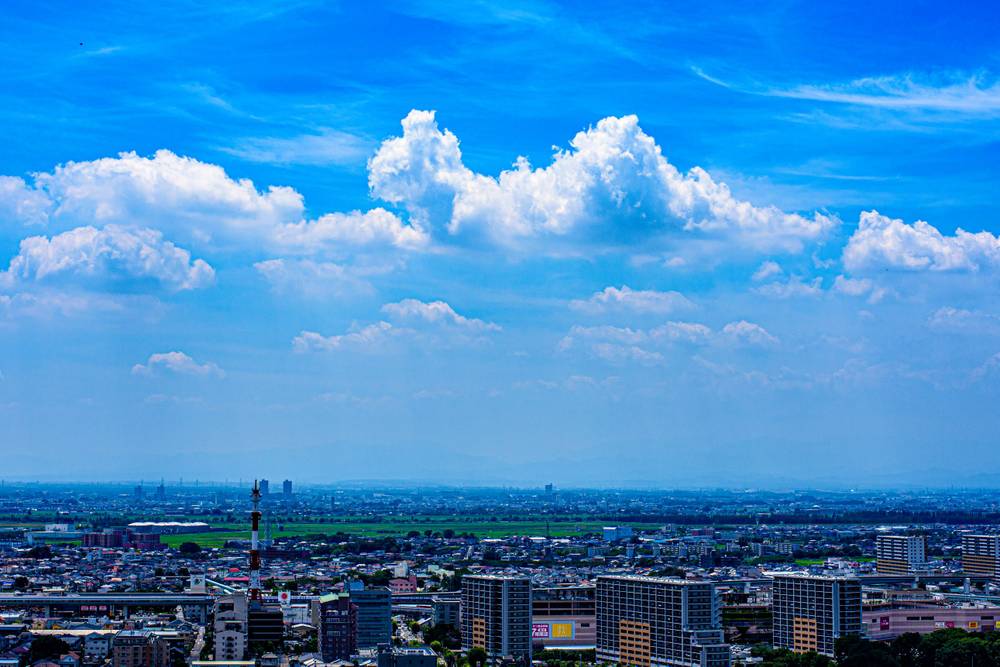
[4, 1, 1000, 666]
[1, 482, 1000, 665]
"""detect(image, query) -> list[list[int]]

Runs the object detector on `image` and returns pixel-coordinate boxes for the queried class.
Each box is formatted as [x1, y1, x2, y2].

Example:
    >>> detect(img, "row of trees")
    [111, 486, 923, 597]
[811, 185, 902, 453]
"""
[755, 630, 1000, 666]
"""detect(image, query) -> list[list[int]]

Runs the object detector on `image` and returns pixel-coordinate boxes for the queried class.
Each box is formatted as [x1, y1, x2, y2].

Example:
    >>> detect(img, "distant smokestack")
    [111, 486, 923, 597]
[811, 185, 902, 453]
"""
[249, 480, 262, 603]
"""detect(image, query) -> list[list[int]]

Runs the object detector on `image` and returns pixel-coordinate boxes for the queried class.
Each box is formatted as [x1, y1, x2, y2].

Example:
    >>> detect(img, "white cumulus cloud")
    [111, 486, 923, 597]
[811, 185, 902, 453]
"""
[132, 351, 224, 377]
[843, 210, 1000, 272]
[0, 225, 214, 292]
[569, 285, 693, 315]
[381, 299, 501, 331]
[368, 110, 836, 253]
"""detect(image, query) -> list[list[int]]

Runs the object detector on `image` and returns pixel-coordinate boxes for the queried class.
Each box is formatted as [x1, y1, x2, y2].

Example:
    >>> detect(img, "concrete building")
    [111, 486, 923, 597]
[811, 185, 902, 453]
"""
[213, 594, 249, 661]
[110, 630, 169, 667]
[595, 575, 729, 667]
[259, 479, 270, 496]
[531, 585, 595, 649]
[603, 526, 634, 542]
[315, 593, 357, 662]
[432, 596, 460, 627]
[461, 575, 532, 664]
[376, 645, 438, 667]
[282, 480, 293, 497]
[962, 534, 1000, 579]
[876, 535, 926, 575]
[352, 586, 392, 650]
[771, 574, 862, 658]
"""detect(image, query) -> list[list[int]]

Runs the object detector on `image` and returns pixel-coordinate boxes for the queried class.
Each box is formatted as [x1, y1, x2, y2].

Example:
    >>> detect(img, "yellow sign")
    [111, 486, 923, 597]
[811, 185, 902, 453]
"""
[551, 622, 574, 638]
[969, 621, 980, 629]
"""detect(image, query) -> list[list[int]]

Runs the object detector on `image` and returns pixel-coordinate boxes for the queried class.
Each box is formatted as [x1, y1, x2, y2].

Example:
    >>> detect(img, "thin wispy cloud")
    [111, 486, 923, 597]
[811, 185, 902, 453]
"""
[693, 67, 1000, 118]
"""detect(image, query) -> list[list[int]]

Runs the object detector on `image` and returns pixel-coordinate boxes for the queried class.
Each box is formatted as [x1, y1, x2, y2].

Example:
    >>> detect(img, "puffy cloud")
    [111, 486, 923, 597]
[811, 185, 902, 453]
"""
[0, 176, 50, 225]
[381, 299, 500, 331]
[831, 275, 891, 303]
[752, 260, 782, 282]
[0, 225, 214, 292]
[131, 351, 224, 377]
[720, 320, 779, 346]
[843, 210, 1000, 272]
[292, 321, 397, 352]
[569, 285, 693, 315]
[273, 209, 428, 251]
[754, 276, 823, 299]
[368, 110, 835, 252]
[3, 149, 424, 254]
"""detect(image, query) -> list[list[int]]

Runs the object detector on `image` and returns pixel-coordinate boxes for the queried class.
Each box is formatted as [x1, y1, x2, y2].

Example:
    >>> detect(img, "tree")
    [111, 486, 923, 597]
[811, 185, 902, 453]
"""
[12, 576, 29, 590]
[30, 636, 70, 662]
[178, 541, 202, 555]
[467, 647, 488, 667]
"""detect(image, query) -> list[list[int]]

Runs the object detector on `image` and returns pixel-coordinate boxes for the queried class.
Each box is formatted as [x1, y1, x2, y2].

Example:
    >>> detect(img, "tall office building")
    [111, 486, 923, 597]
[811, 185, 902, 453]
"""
[315, 593, 358, 662]
[771, 574, 862, 657]
[461, 575, 532, 664]
[962, 534, 1000, 578]
[259, 479, 270, 496]
[352, 586, 392, 649]
[283, 479, 293, 497]
[876, 534, 926, 574]
[596, 575, 729, 667]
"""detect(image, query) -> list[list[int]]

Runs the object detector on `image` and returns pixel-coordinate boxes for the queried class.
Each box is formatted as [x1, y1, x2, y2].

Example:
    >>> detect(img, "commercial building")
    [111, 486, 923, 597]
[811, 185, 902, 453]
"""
[314, 593, 357, 662]
[962, 534, 1000, 579]
[248, 606, 284, 647]
[771, 574, 862, 658]
[461, 575, 532, 664]
[531, 585, 595, 649]
[863, 605, 1000, 640]
[595, 575, 729, 667]
[876, 535, 926, 575]
[352, 586, 392, 650]
[282, 480, 293, 497]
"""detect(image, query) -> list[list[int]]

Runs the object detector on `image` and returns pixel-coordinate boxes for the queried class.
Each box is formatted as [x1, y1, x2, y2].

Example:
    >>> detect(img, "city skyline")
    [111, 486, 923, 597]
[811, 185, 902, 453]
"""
[3, 3, 1000, 484]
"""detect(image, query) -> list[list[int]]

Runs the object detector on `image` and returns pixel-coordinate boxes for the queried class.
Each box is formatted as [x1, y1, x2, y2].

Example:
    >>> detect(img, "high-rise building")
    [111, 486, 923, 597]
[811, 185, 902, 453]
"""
[352, 586, 392, 649]
[876, 535, 926, 574]
[259, 479, 270, 496]
[213, 594, 249, 661]
[461, 575, 532, 664]
[771, 574, 862, 658]
[282, 479, 293, 497]
[596, 575, 729, 667]
[314, 593, 358, 662]
[962, 534, 1000, 579]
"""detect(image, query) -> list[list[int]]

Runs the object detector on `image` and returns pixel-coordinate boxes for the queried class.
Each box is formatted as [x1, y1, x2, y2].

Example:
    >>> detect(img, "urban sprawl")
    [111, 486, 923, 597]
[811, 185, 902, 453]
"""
[1, 482, 999, 666]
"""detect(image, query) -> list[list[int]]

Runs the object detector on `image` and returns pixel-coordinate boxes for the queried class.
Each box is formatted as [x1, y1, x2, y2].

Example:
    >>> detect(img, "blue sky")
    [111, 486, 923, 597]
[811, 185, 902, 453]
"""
[2, 1, 1000, 486]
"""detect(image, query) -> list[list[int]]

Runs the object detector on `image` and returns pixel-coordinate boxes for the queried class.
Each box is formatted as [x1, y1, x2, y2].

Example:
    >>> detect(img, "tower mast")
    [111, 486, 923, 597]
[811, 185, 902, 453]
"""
[249, 480, 263, 604]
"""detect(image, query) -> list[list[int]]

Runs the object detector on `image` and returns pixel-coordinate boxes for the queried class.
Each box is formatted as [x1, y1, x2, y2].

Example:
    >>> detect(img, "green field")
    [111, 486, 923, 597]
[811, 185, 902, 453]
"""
[160, 519, 664, 548]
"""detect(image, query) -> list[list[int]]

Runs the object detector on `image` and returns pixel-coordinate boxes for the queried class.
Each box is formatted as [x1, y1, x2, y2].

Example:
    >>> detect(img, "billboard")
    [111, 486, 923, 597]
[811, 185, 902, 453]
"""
[532, 622, 575, 640]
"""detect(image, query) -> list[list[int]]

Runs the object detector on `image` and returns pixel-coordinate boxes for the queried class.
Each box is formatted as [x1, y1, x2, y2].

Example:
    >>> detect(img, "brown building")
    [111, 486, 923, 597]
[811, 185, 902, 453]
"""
[876, 535, 926, 575]
[111, 630, 170, 667]
[962, 534, 1000, 579]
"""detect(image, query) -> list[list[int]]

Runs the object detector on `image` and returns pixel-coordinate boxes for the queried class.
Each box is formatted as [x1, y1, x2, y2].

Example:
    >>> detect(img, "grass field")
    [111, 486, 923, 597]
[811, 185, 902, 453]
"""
[159, 519, 665, 547]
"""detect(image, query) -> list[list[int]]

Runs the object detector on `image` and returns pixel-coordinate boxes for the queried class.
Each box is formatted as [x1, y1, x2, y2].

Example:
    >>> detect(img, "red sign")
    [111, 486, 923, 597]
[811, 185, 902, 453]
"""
[532, 624, 550, 639]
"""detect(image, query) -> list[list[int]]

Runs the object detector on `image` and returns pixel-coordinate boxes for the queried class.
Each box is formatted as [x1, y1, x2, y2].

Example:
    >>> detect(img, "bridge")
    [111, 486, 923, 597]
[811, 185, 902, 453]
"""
[0, 593, 214, 623]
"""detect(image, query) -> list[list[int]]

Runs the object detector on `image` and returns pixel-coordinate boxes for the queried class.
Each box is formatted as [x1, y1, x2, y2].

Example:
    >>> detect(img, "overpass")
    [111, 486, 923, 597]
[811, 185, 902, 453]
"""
[0, 593, 214, 623]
